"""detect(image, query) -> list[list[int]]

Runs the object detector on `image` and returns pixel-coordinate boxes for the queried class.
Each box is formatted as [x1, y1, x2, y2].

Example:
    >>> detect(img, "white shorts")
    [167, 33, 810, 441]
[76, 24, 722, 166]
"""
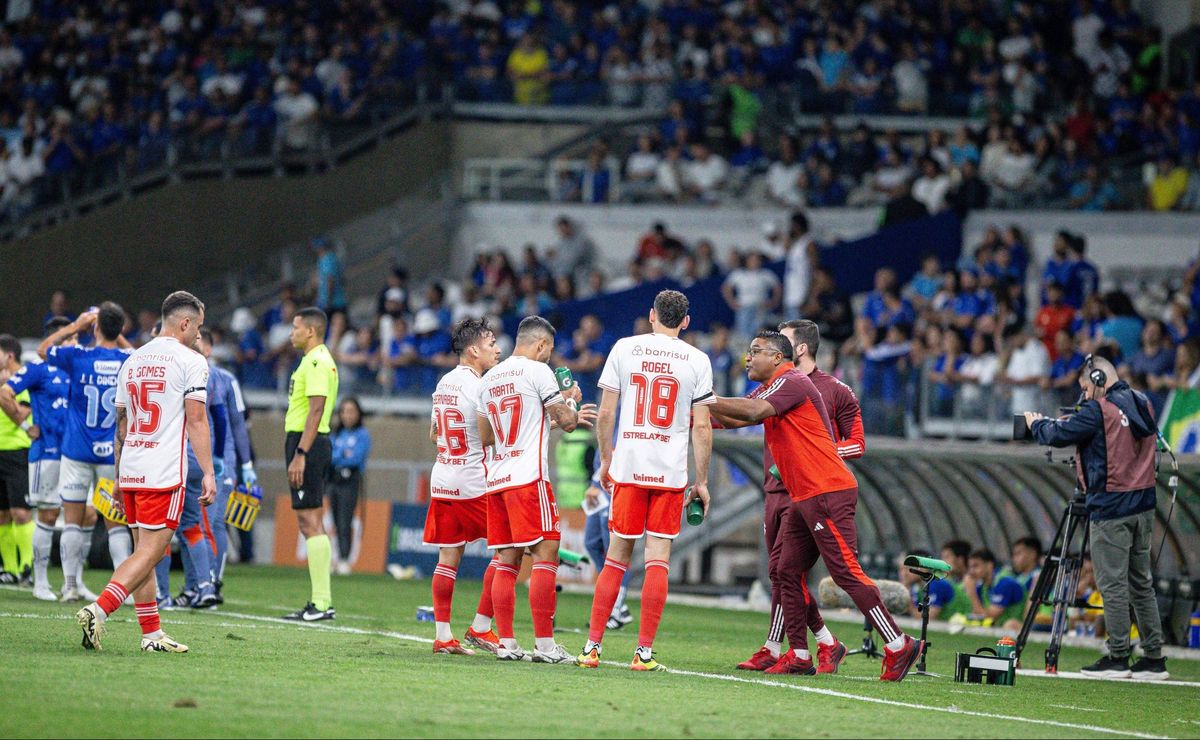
[58, 457, 114, 505]
[29, 459, 62, 508]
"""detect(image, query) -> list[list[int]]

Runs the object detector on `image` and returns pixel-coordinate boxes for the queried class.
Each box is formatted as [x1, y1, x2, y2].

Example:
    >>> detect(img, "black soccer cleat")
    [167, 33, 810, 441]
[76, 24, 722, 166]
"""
[282, 602, 336, 622]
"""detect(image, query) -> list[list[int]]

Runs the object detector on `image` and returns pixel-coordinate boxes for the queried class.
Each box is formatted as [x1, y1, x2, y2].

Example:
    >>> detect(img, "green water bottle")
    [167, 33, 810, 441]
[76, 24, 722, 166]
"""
[554, 366, 575, 392]
[685, 487, 705, 526]
[558, 547, 589, 566]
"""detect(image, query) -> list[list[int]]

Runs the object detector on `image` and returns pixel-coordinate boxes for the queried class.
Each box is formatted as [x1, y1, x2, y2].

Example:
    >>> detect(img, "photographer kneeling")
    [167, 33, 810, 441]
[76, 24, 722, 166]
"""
[1023, 355, 1168, 681]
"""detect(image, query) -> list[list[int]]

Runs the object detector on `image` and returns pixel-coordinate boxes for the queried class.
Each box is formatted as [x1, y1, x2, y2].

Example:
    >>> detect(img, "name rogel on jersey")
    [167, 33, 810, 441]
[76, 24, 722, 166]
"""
[48, 344, 131, 464]
[114, 336, 209, 492]
[598, 333, 715, 491]
[476, 356, 564, 495]
[430, 365, 487, 500]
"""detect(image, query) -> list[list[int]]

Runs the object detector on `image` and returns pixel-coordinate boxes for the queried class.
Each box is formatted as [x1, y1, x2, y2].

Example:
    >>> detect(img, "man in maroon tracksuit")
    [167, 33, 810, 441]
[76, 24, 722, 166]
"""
[712, 331, 920, 680]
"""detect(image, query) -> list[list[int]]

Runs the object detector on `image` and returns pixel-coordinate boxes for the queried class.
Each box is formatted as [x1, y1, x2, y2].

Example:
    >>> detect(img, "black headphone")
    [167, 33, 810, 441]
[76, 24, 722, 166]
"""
[1085, 353, 1107, 388]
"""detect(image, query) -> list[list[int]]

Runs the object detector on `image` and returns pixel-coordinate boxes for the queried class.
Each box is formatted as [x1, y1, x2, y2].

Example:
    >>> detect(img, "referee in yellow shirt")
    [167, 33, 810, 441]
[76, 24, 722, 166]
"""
[0, 335, 33, 584]
[281, 308, 339, 621]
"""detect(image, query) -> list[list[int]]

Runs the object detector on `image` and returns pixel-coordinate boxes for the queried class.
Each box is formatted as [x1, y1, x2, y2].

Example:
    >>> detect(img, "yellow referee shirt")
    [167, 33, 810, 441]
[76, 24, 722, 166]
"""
[0, 389, 31, 451]
[285, 345, 338, 434]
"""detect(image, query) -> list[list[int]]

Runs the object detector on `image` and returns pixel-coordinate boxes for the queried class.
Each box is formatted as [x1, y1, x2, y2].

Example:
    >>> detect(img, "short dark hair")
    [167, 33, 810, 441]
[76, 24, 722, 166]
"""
[516, 315, 555, 344]
[968, 547, 997, 565]
[198, 327, 215, 347]
[1013, 536, 1043, 557]
[44, 316, 73, 336]
[941, 539, 971, 560]
[451, 317, 493, 355]
[754, 330, 793, 361]
[0, 334, 21, 358]
[778, 319, 820, 358]
[97, 301, 126, 340]
[296, 307, 328, 335]
[160, 292, 204, 323]
[790, 210, 809, 234]
[653, 289, 689, 329]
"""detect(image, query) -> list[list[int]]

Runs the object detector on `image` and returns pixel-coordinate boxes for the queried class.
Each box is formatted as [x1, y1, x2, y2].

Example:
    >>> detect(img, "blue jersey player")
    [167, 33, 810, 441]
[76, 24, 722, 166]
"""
[38, 303, 133, 602]
[1, 317, 75, 600]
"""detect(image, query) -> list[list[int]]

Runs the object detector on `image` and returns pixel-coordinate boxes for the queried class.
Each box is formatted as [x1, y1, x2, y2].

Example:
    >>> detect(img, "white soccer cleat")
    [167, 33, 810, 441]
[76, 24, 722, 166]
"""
[76, 604, 105, 651]
[141, 633, 189, 653]
[336, 562, 352, 576]
[531, 643, 574, 664]
[496, 644, 529, 661]
[60, 586, 80, 603]
[78, 584, 100, 602]
[32, 585, 58, 602]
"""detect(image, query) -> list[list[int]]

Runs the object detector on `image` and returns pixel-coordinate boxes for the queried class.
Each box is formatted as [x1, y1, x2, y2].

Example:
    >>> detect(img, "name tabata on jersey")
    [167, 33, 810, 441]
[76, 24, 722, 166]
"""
[623, 430, 671, 443]
[78, 373, 118, 387]
[431, 486, 463, 496]
[488, 382, 516, 398]
[641, 361, 672, 373]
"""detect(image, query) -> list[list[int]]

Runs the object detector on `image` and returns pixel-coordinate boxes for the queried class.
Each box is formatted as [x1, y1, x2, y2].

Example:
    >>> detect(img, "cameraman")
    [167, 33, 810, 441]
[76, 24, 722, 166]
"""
[1023, 355, 1168, 680]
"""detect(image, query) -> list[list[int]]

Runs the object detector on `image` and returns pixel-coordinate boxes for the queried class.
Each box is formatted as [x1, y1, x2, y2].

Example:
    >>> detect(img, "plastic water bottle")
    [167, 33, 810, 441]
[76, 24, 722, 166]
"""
[685, 488, 705, 526]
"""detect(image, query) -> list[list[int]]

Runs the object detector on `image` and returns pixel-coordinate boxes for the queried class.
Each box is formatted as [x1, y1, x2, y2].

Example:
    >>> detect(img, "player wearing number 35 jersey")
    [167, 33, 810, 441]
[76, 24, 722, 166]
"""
[579, 290, 714, 673]
[423, 318, 503, 657]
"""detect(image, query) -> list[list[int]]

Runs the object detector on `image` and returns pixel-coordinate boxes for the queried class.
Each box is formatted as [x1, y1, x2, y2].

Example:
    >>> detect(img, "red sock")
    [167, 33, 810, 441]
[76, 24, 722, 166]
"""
[638, 560, 670, 649]
[491, 562, 519, 640]
[431, 564, 457, 623]
[587, 558, 628, 644]
[475, 557, 498, 619]
[135, 601, 161, 635]
[181, 526, 203, 547]
[97, 581, 129, 616]
[529, 561, 558, 639]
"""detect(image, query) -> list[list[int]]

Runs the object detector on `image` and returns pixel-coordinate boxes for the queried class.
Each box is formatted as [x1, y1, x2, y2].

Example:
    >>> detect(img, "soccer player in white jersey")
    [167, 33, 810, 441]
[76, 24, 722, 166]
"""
[578, 290, 714, 672]
[424, 318, 503, 656]
[476, 316, 582, 663]
[75, 291, 217, 654]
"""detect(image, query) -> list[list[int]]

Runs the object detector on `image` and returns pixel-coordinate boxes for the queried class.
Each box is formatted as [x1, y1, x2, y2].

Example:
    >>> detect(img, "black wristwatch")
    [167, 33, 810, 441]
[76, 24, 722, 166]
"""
[296, 447, 308, 456]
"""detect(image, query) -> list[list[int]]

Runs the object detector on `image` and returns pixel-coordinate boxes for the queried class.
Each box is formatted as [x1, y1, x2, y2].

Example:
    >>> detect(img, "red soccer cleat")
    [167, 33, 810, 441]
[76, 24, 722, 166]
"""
[433, 639, 476, 656]
[880, 636, 922, 682]
[736, 647, 780, 671]
[464, 627, 501, 655]
[763, 649, 815, 675]
[816, 640, 847, 674]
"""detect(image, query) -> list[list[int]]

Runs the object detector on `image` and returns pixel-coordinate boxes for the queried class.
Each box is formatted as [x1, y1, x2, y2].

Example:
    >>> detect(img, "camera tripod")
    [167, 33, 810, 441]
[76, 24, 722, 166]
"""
[1015, 487, 1090, 673]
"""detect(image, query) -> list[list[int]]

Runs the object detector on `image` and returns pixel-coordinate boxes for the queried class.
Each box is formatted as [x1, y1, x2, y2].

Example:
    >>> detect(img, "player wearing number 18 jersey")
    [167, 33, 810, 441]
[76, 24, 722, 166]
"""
[423, 318, 503, 656]
[476, 316, 581, 663]
[38, 303, 133, 603]
[579, 290, 714, 672]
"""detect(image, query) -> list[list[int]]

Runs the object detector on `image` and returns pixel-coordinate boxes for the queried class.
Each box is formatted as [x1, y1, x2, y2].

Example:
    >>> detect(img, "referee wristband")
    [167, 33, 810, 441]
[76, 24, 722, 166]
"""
[19, 419, 32, 432]
[295, 447, 307, 456]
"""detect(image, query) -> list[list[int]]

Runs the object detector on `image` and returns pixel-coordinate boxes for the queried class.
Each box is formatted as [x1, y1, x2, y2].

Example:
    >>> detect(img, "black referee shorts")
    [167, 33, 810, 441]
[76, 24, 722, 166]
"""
[0, 448, 30, 510]
[284, 432, 331, 511]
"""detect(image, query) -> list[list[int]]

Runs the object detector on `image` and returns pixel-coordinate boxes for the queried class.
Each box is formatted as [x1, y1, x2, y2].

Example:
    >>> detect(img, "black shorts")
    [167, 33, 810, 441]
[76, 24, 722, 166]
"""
[285, 432, 331, 510]
[0, 448, 30, 510]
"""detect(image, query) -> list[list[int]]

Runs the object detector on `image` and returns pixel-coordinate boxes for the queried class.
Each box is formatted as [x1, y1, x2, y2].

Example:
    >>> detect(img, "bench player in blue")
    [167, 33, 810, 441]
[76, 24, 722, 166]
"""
[38, 304, 134, 602]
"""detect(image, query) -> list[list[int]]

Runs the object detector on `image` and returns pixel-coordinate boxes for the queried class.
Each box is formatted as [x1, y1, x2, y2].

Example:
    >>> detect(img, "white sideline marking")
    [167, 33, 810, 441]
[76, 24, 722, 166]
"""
[0, 607, 1175, 738]
[1016, 669, 1200, 689]
[1050, 704, 1108, 713]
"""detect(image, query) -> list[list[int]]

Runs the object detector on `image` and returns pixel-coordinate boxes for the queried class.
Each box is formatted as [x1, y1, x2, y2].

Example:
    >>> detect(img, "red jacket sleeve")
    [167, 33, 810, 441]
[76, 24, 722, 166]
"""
[834, 382, 866, 459]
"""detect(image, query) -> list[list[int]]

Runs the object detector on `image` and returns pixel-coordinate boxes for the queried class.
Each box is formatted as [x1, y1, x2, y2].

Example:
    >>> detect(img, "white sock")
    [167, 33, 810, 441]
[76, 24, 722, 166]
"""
[144, 629, 164, 640]
[585, 640, 601, 653]
[434, 621, 453, 642]
[500, 638, 518, 650]
[885, 635, 907, 652]
[61, 525, 82, 590]
[613, 585, 628, 613]
[470, 613, 492, 633]
[33, 522, 54, 589]
[108, 527, 132, 570]
[535, 636, 557, 653]
[78, 526, 94, 584]
[814, 626, 835, 646]
[764, 640, 782, 658]
[794, 648, 811, 660]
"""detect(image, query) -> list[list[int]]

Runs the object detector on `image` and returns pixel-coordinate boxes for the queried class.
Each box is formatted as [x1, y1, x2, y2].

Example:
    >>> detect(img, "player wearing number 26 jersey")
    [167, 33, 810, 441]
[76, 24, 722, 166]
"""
[423, 318, 504, 657]
[580, 290, 713, 673]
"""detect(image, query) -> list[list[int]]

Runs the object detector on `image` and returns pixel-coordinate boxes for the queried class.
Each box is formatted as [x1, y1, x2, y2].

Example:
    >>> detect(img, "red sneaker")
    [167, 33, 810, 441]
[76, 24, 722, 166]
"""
[879, 636, 922, 682]
[816, 640, 847, 675]
[464, 627, 500, 654]
[736, 647, 779, 671]
[433, 639, 476, 656]
[763, 649, 815, 675]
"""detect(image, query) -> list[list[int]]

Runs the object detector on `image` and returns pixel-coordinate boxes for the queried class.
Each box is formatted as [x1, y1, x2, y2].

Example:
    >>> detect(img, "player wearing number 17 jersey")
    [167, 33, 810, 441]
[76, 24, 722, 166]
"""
[579, 290, 714, 672]
[423, 318, 503, 656]
[476, 316, 581, 664]
[38, 303, 133, 603]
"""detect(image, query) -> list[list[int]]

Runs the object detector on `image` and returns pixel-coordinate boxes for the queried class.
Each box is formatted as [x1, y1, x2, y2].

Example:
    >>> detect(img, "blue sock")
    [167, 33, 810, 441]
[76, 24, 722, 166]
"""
[155, 554, 171, 599]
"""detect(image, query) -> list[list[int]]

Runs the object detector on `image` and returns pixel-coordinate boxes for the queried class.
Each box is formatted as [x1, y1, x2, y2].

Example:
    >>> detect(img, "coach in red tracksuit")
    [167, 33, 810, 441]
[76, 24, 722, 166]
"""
[712, 330, 920, 681]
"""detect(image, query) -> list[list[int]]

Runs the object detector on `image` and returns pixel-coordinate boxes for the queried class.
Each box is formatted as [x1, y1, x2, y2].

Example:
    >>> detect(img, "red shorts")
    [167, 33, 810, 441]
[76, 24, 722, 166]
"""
[122, 487, 185, 531]
[610, 484, 685, 540]
[486, 481, 560, 549]
[423, 496, 488, 547]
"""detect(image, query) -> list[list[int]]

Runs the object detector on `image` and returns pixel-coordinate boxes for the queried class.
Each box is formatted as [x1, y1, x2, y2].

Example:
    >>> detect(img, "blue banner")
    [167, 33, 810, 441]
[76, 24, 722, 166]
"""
[387, 503, 492, 579]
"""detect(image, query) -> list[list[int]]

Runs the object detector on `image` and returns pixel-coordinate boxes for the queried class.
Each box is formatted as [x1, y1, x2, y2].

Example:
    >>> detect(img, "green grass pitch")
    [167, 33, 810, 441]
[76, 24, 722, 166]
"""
[1, 566, 1197, 738]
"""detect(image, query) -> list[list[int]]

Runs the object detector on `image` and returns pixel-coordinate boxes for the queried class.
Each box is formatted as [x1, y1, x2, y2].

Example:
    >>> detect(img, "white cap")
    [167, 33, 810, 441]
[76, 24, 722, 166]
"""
[412, 308, 441, 335]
